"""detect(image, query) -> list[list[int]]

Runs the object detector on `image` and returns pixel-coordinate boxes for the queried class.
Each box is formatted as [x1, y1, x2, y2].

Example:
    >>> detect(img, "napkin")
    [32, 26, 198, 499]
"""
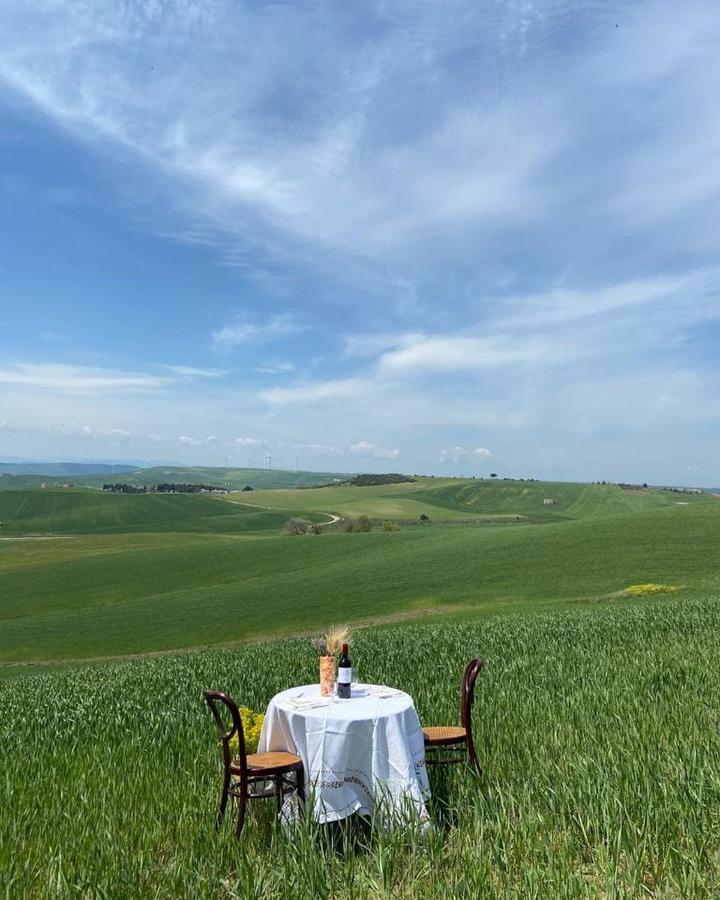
[367, 686, 404, 699]
[284, 696, 330, 711]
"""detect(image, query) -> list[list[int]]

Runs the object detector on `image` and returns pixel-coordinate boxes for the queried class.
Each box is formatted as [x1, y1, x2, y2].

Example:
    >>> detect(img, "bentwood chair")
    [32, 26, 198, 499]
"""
[422, 658, 484, 775]
[203, 690, 304, 837]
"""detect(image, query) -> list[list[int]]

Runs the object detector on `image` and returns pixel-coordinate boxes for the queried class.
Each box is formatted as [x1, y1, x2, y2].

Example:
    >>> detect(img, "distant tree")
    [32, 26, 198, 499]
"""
[343, 474, 416, 487]
[344, 515, 372, 533]
[490, 473, 498, 479]
[242, 485, 253, 492]
[286, 518, 311, 535]
[420, 513, 430, 523]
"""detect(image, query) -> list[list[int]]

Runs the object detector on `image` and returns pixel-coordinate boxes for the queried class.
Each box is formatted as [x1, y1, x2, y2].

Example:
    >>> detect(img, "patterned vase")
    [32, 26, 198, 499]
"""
[319, 655, 336, 696]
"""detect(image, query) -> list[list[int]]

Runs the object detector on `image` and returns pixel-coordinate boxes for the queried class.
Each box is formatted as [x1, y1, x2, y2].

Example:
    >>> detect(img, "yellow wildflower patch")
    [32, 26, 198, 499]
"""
[623, 583, 680, 596]
[228, 706, 265, 754]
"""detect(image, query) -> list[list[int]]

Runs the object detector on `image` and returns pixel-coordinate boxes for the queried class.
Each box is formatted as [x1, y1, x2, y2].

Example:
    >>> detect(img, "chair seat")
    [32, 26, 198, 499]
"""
[230, 751, 302, 775]
[423, 725, 467, 744]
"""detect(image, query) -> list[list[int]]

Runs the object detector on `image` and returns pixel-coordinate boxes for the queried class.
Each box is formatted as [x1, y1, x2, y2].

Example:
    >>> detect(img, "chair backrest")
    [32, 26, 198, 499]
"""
[460, 658, 484, 731]
[203, 690, 248, 778]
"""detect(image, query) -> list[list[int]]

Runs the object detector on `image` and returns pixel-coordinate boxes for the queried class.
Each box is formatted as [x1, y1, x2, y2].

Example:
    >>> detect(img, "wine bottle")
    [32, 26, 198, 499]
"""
[337, 642, 352, 699]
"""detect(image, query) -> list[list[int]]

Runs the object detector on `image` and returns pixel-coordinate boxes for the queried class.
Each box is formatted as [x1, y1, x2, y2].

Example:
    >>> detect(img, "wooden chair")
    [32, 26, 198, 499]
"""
[203, 690, 304, 837]
[422, 658, 484, 775]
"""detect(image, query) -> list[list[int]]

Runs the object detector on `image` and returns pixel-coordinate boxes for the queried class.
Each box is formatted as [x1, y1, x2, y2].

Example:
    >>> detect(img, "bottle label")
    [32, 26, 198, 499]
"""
[337, 667, 352, 684]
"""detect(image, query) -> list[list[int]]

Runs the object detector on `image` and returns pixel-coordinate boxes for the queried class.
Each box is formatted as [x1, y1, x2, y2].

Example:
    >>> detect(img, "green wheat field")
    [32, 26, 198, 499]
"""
[2, 471, 720, 896]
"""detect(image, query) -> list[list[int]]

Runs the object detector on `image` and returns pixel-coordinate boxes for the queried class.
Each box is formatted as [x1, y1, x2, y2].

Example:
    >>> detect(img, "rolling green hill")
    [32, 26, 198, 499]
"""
[2, 493, 719, 662]
[413, 479, 695, 520]
[231, 477, 707, 523]
[0, 490, 320, 535]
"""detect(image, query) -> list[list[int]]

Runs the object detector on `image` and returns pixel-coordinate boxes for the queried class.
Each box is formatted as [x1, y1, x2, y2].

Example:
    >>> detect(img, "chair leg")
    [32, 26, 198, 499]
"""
[466, 736, 482, 777]
[216, 773, 230, 829]
[235, 791, 247, 838]
[275, 776, 284, 815]
[296, 767, 305, 804]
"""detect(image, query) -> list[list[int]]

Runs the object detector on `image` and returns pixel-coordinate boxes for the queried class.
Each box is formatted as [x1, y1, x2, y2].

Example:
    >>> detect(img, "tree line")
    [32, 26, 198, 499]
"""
[102, 483, 230, 494]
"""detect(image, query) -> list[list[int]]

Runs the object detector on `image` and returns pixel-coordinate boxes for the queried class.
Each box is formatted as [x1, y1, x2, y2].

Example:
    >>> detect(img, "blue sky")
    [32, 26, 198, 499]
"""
[1, 0, 719, 483]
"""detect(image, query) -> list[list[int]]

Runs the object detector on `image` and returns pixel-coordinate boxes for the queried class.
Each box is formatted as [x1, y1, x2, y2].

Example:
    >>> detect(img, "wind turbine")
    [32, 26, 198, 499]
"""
[265, 453, 273, 470]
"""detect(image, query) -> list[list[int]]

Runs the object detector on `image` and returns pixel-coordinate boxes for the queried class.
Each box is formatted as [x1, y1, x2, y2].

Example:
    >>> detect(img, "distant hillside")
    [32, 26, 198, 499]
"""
[0, 489, 324, 535]
[413, 479, 708, 520]
[100, 466, 346, 490]
[0, 465, 347, 492]
[0, 462, 137, 477]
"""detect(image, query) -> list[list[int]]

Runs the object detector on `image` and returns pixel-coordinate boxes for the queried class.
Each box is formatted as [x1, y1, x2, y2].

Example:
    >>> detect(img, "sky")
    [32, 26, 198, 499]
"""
[1, 0, 719, 484]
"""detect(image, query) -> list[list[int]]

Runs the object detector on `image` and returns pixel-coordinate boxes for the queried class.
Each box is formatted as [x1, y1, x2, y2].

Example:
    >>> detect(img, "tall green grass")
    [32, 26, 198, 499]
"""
[2, 595, 720, 897]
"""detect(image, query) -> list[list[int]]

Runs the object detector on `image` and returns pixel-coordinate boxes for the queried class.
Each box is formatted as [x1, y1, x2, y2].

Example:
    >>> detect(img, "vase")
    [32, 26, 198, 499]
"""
[319, 655, 336, 696]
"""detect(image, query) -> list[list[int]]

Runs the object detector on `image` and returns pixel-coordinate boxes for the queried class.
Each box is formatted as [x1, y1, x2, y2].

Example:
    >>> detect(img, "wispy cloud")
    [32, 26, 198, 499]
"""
[255, 361, 296, 375]
[178, 434, 216, 447]
[213, 314, 302, 349]
[0, 363, 173, 393]
[2, 2, 720, 483]
[161, 365, 223, 378]
[349, 440, 400, 460]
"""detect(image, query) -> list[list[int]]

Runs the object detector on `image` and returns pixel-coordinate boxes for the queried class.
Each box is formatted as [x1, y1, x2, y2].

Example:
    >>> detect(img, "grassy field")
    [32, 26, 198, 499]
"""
[0, 489, 326, 536]
[2, 595, 720, 897]
[230, 478, 699, 523]
[2, 477, 719, 895]
[0, 479, 716, 663]
[1, 482, 718, 663]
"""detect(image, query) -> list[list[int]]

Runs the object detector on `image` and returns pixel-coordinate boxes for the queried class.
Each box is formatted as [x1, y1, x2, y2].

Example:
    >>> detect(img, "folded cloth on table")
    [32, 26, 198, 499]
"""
[367, 687, 404, 699]
[283, 697, 330, 711]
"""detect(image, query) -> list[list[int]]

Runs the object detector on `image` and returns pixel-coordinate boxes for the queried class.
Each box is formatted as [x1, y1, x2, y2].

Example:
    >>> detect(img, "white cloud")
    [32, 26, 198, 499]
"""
[349, 441, 400, 460]
[440, 446, 491, 463]
[178, 435, 216, 447]
[377, 334, 557, 375]
[343, 332, 423, 358]
[0, 363, 173, 393]
[255, 361, 296, 375]
[259, 377, 369, 405]
[234, 437, 264, 447]
[501, 271, 720, 330]
[0, 361, 230, 395]
[213, 315, 301, 349]
[80, 426, 132, 441]
[440, 446, 467, 463]
[161, 365, 223, 378]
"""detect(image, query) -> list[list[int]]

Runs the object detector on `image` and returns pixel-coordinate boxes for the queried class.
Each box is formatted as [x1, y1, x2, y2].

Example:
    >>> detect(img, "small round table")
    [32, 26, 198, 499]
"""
[257, 683, 430, 824]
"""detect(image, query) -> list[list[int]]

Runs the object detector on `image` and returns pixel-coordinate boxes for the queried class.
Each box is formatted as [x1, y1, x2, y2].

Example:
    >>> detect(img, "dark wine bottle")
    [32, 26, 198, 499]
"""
[337, 642, 352, 699]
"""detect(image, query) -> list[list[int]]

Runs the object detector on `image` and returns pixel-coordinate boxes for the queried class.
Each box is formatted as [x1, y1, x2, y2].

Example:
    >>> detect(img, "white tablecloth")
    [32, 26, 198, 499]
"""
[257, 684, 430, 824]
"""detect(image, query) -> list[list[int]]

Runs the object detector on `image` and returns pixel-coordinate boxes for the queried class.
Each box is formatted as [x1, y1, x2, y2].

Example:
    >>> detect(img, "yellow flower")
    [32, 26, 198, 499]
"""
[227, 707, 265, 754]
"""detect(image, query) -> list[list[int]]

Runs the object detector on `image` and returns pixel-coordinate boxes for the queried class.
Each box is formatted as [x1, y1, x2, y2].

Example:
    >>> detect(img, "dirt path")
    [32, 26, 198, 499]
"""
[216, 495, 342, 527]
